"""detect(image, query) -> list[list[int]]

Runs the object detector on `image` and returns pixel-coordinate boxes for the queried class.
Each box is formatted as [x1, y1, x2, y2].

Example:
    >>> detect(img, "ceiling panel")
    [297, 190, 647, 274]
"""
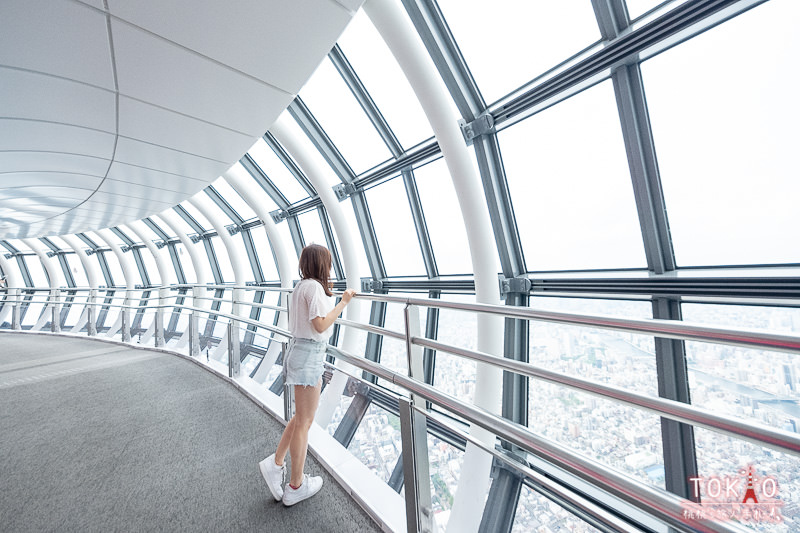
[113, 138, 229, 178]
[0, 174, 103, 190]
[112, 20, 292, 136]
[0, 120, 117, 159]
[117, 96, 253, 165]
[0, 0, 114, 89]
[0, 152, 110, 176]
[97, 179, 189, 205]
[0, 67, 116, 132]
[107, 0, 353, 92]
[105, 162, 207, 193]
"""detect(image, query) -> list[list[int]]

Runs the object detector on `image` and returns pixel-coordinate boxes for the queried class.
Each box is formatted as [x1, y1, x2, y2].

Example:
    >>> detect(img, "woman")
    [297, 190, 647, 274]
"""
[260, 244, 356, 506]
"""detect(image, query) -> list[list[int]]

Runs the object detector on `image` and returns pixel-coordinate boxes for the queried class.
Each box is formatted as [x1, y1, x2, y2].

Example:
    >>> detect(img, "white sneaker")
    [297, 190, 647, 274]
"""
[282, 474, 323, 506]
[259, 454, 285, 501]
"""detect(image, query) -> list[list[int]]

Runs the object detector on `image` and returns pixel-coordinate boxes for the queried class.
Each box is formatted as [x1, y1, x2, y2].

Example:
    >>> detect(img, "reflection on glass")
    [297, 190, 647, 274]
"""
[337, 10, 434, 149]
[501, 81, 646, 271]
[300, 58, 392, 175]
[348, 403, 402, 483]
[513, 482, 601, 532]
[414, 160, 472, 275]
[642, 0, 800, 266]
[431, 294, 477, 401]
[438, 0, 600, 104]
[366, 177, 426, 277]
[682, 304, 800, 433]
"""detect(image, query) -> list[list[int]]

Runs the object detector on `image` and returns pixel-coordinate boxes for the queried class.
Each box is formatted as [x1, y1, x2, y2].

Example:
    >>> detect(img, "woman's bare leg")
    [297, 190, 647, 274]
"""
[288, 380, 322, 487]
[274, 417, 296, 466]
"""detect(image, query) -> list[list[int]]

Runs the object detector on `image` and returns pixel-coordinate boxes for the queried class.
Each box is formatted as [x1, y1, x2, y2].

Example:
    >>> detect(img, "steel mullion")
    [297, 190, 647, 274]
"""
[206, 186, 244, 225]
[202, 238, 223, 285]
[173, 205, 206, 235]
[262, 131, 316, 195]
[167, 243, 187, 285]
[241, 229, 265, 284]
[287, 97, 356, 183]
[400, 0, 485, 120]
[142, 217, 171, 242]
[240, 153, 291, 209]
[329, 44, 404, 157]
[286, 216, 305, 258]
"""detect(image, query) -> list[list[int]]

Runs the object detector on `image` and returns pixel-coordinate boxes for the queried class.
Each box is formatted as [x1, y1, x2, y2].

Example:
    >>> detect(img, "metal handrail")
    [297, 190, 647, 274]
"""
[326, 345, 748, 533]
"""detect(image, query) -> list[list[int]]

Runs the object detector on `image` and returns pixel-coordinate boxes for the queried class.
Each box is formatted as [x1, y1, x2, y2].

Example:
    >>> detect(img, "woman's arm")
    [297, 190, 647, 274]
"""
[311, 289, 356, 333]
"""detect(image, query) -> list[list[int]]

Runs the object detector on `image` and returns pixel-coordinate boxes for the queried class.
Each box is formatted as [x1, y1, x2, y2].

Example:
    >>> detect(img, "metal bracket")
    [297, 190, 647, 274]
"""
[46, 251, 58, 258]
[154, 240, 167, 249]
[360, 277, 384, 293]
[269, 209, 288, 225]
[333, 183, 358, 201]
[225, 224, 241, 236]
[498, 274, 531, 296]
[121, 245, 132, 253]
[84, 248, 95, 256]
[459, 112, 495, 146]
[4, 253, 13, 260]
[189, 233, 203, 244]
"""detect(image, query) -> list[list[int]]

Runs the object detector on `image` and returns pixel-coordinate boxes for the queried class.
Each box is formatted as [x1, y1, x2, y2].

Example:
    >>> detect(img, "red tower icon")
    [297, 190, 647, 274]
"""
[742, 465, 759, 504]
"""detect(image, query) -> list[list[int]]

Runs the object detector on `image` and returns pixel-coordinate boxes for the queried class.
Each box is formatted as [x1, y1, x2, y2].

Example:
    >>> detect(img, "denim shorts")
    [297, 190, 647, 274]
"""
[283, 338, 327, 387]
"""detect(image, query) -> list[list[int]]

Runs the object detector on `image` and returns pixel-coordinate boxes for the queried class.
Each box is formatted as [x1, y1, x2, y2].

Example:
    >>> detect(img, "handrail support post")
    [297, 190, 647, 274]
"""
[399, 398, 434, 533]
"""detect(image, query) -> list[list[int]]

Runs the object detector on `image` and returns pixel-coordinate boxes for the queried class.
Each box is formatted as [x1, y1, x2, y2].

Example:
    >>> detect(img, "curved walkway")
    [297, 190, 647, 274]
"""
[0, 332, 382, 533]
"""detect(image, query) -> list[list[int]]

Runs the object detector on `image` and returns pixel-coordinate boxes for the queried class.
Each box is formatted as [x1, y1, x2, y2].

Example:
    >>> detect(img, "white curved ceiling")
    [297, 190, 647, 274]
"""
[0, 0, 361, 240]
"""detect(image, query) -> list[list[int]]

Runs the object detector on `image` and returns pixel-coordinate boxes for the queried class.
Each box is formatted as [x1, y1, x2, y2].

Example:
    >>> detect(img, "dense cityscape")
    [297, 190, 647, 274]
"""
[327, 300, 800, 532]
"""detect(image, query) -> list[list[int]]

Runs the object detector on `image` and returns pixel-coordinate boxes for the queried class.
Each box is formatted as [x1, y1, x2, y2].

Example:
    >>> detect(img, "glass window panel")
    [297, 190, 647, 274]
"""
[366, 177, 426, 277]
[414, 160, 472, 275]
[171, 243, 194, 284]
[337, 10, 434, 149]
[501, 81, 646, 271]
[694, 428, 798, 526]
[340, 199, 372, 281]
[300, 58, 393, 175]
[211, 176, 258, 222]
[178, 202, 213, 231]
[529, 297, 656, 395]
[208, 236, 234, 283]
[427, 434, 469, 531]
[438, 0, 601, 104]
[65, 253, 88, 287]
[297, 210, 327, 250]
[132, 223, 161, 244]
[247, 138, 311, 204]
[642, 0, 800, 266]
[527, 297, 663, 489]
[22, 255, 48, 287]
[139, 248, 161, 286]
[100, 251, 123, 287]
[347, 404, 402, 484]
[165, 209, 198, 237]
[682, 303, 800, 433]
[513, 483, 602, 532]
[249, 228, 279, 282]
[430, 293, 477, 400]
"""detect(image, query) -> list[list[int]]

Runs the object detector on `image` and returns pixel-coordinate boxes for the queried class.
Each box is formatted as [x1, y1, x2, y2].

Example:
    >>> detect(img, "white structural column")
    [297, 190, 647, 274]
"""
[187, 194, 249, 365]
[125, 220, 176, 347]
[61, 234, 101, 336]
[22, 238, 65, 332]
[0, 252, 24, 329]
[363, 2, 504, 531]
[95, 228, 137, 341]
[270, 113, 363, 426]
[223, 166, 295, 381]
[156, 209, 211, 355]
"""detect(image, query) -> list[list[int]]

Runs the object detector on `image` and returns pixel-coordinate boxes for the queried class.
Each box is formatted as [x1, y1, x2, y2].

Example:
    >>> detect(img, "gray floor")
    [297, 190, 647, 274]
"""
[0, 332, 382, 533]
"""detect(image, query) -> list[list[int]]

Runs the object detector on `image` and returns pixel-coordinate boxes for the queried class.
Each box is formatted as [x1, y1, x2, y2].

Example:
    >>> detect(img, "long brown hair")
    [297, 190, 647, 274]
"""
[299, 244, 333, 296]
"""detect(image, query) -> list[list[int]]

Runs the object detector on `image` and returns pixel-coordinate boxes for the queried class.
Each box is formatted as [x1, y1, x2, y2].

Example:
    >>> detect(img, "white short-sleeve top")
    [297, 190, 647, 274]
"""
[289, 278, 333, 342]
